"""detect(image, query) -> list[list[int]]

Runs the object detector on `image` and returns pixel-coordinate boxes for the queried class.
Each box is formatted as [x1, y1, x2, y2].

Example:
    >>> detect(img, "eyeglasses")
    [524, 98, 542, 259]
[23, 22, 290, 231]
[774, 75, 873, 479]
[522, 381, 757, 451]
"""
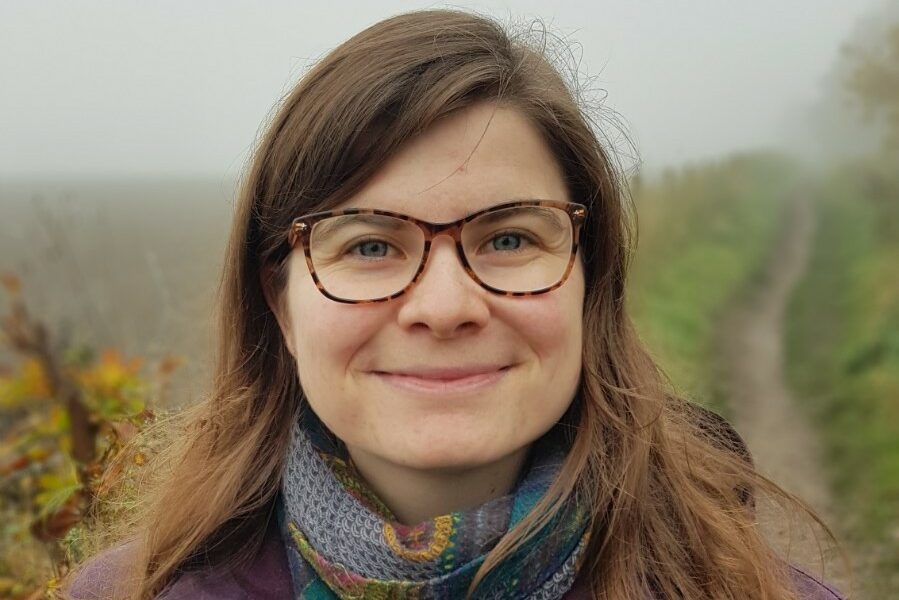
[287, 200, 587, 304]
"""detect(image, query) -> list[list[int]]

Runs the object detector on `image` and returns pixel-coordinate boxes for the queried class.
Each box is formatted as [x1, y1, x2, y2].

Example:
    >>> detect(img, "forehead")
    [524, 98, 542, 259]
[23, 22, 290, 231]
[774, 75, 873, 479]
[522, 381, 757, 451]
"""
[339, 102, 570, 221]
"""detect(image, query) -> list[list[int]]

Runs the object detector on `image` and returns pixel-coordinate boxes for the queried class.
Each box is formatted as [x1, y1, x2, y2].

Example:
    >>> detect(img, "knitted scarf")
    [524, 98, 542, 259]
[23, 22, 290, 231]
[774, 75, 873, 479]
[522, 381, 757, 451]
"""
[277, 406, 592, 599]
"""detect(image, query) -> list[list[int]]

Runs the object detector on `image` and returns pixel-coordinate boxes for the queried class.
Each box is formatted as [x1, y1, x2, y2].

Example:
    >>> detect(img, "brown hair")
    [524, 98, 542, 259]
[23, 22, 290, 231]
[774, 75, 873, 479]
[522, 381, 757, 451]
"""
[65, 9, 846, 599]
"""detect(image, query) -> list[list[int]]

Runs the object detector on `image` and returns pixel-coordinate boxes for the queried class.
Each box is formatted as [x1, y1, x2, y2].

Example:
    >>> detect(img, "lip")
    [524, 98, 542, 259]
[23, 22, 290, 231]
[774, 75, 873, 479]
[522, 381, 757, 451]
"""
[371, 365, 511, 395]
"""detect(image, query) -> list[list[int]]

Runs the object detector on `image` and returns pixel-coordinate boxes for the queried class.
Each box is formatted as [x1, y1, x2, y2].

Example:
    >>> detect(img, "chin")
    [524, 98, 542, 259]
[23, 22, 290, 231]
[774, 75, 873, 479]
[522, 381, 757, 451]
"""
[389, 437, 513, 472]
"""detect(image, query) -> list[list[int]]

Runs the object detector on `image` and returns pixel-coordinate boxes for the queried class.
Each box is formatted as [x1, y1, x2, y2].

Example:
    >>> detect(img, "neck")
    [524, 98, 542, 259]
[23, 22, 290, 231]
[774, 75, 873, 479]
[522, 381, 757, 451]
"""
[345, 444, 532, 525]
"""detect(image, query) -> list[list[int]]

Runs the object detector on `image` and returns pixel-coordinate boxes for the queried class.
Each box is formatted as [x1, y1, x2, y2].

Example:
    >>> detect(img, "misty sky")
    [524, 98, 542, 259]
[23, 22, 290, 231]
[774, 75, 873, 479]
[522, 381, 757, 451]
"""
[0, 0, 886, 177]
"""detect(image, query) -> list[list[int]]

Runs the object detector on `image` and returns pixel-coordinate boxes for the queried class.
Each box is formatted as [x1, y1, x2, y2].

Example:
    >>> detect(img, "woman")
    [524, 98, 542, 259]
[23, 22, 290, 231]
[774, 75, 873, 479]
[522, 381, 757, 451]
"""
[65, 9, 847, 599]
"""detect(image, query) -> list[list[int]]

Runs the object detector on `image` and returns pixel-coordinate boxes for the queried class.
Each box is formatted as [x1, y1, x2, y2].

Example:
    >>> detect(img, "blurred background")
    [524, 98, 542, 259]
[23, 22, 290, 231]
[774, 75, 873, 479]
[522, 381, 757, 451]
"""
[1, 1, 897, 598]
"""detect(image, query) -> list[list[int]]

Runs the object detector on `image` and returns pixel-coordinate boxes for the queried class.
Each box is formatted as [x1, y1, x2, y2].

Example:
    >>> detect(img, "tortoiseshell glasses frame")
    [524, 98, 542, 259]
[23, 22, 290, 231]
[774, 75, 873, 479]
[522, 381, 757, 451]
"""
[287, 199, 588, 304]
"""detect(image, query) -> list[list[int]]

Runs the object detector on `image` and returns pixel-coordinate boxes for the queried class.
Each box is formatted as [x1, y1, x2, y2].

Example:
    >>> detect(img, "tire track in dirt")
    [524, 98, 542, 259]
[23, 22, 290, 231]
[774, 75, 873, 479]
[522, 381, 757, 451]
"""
[715, 194, 855, 595]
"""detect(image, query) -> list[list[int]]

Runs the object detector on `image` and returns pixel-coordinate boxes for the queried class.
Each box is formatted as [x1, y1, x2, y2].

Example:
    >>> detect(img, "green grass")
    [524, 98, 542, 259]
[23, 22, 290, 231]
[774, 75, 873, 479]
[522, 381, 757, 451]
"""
[628, 153, 796, 413]
[629, 151, 899, 594]
[783, 160, 899, 593]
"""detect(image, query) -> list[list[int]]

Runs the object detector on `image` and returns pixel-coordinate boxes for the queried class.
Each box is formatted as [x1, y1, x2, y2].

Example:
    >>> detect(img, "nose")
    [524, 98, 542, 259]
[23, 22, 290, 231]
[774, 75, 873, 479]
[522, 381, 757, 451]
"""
[395, 234, 491, 338]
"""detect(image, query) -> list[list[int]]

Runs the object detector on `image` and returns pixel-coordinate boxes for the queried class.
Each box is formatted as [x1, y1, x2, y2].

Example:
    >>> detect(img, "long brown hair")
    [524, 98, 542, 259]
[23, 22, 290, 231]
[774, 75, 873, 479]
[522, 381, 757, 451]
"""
[65, 9, 847, 599]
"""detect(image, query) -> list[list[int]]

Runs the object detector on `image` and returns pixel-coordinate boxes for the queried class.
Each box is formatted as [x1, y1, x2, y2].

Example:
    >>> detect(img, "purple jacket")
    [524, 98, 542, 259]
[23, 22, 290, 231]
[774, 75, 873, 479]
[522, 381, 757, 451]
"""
[66, 514, 845, 599]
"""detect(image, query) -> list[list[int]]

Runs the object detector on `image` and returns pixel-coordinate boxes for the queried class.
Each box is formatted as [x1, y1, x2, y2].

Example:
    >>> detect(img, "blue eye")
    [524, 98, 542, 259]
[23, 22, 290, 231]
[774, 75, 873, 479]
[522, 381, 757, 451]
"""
[487, 231, 536, 254]
[493, 234, 522, 251]
[353, 239, 389, 258]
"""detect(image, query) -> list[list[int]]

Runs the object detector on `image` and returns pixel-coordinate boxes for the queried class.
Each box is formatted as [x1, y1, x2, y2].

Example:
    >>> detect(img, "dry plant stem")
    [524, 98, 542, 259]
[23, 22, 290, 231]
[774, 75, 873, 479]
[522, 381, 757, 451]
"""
[2, 296, 98, 494]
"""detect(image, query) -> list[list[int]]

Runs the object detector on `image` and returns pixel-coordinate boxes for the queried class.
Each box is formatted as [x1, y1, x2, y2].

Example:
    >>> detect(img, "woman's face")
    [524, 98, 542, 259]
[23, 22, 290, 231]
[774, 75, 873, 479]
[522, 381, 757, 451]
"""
[274, 101, 584, 473]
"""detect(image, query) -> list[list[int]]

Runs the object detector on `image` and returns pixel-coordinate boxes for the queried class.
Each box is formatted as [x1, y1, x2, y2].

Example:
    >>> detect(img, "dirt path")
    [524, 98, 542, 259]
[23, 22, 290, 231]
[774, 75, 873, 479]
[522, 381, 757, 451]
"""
[715, 195, 855, 594]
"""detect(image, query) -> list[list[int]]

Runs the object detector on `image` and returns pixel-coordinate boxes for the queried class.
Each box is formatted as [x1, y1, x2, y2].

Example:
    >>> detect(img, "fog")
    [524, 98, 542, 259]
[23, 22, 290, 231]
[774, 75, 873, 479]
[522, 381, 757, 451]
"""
[0, 0, 889, 178]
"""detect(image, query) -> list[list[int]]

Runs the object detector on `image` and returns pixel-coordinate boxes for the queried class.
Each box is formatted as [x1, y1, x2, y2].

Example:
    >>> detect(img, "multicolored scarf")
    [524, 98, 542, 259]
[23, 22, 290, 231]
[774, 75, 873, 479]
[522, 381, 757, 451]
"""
[277, 406, 592, 599]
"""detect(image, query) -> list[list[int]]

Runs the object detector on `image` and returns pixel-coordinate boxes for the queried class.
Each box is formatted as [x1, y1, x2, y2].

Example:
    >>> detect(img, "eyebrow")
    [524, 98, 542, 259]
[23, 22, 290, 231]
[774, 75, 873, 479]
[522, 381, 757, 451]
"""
[313, 203, 568, 239]
[313, 214, 407, 241]
[474, 206, 566, 234]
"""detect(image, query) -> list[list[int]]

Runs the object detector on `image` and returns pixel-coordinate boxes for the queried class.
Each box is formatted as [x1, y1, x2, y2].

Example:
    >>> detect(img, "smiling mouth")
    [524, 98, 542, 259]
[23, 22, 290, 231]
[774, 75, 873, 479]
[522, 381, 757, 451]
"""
[371, 366, 512, 395]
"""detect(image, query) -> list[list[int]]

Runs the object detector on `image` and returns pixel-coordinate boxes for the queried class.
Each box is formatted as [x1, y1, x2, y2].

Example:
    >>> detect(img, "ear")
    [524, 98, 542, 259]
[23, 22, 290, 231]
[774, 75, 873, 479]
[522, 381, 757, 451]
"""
[260, 263, 296, 358]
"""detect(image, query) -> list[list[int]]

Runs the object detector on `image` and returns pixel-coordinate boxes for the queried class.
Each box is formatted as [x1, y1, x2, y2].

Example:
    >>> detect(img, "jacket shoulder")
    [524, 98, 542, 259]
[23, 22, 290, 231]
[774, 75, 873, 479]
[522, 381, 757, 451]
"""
[65, 510, 291, 600]
[63, 541, 141, 599]
[158, 515, 292, 600]
[789, 564, 847, 599]
[563, 564, 846, 600]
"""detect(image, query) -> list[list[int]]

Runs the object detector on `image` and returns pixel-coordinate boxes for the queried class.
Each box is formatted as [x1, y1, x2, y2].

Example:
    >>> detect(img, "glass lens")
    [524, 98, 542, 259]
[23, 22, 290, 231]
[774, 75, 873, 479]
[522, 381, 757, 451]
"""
[309, 213, 425, 300]
[308, 205, 573, 300]
[462, 205, 573, 293]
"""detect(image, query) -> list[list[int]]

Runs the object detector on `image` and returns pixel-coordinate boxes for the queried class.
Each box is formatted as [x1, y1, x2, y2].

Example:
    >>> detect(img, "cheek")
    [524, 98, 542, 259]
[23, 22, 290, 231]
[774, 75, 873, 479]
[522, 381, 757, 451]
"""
[284, 269, 379, 398]
[288, 301, 400, 449]
[498, 299, 582, 392]
[509, 275, 584, 363]
[292, 300, 378, 379]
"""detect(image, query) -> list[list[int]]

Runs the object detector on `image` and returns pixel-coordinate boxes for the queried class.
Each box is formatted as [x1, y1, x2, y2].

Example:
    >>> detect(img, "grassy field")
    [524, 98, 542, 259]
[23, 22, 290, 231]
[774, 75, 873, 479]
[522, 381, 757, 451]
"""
[630, 154, 898, 595]
[784, 159, 899, 593]
[628, 153, 796, 414]
[1, 178, 237, 594]
[0, 177, 234, 409]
